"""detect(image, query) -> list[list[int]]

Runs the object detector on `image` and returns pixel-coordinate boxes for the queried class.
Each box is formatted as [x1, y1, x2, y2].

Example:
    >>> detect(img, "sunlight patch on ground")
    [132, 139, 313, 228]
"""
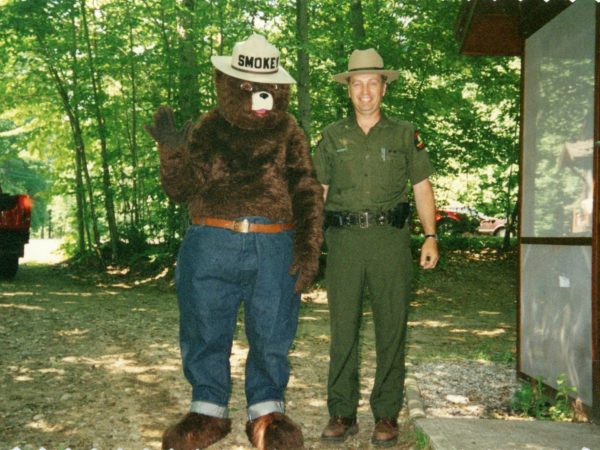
[38, 368, 66, 375]
[61, 354, 180, 375]
[473, 328, 506, 337]
[302, 289, 328, 304]
[287, 375, 314, 390]
[230, 341, 249, 377]
[107, 282, 133, 289]
[14, 375, 34, 382]
[107, 266, 131, 275]
[56, 328, 90, 337]
[137, 373, 161, 383]
[308, 398, 327, 407]
[140, 426, 163, 441]
[408, 320, 450, 328]
[120, 267, 171, 287]
[49, 291, 95, 297]
[25, 417, 65, 433]
[0, 291, 36, 297]
[449, 327, 506, 337]
[479, 310, 501, 316]
[21, 238, 66, 264]
[299, 316, 319, 321]
[0, 302, 43, 310]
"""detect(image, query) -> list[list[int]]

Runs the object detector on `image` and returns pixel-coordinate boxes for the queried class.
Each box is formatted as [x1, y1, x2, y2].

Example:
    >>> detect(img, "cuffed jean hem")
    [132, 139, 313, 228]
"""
[247, 400, 285, 420]
[190, 400, 228, 419]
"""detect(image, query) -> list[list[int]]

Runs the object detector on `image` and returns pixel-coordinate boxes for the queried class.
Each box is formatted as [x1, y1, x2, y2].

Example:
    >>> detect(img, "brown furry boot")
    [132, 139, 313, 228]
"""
[162, 412, 231, 450]
[245, 412, 304, 450]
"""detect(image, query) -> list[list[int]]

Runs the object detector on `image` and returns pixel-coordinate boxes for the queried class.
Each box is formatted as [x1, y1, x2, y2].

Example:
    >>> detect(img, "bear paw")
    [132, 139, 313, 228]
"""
[246, 412, 304, 450]
[162, 412, 231, 450]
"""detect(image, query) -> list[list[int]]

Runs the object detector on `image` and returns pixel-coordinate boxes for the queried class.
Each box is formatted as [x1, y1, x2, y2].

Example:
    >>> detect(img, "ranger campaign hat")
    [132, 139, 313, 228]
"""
[333, 48, 399, 84]
[211, 34, 296, 84]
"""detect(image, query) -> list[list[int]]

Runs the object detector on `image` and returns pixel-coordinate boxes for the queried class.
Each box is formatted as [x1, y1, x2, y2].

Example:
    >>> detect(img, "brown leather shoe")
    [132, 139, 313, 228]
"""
[320, 416, 358, 443]
[371, 417, 399, 447]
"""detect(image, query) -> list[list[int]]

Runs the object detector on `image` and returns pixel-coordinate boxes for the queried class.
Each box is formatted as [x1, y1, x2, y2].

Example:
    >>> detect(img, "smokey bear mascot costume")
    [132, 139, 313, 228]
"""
[146, 34, 323, 450]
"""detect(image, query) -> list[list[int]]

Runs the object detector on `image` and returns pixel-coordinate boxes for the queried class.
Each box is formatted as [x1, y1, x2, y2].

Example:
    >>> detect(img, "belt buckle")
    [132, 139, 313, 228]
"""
[358, 212, 369, 229]
[233, 219, 250, 233]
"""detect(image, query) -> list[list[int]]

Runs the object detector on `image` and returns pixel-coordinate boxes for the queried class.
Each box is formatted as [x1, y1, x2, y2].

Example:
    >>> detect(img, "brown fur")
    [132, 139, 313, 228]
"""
[153, 69, 323, 292]
[162, 413, 232, 450]
[246, 413, 304, 450]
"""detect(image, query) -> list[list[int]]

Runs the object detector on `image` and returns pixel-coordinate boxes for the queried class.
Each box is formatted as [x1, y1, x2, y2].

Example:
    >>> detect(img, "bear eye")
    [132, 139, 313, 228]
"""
[240, 81, 254, 92]
[239, 81, 280, 92]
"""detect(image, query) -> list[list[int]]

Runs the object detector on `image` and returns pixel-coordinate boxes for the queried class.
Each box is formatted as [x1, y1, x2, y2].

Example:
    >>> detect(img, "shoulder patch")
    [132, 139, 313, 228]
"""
[414, 130, 426, 151]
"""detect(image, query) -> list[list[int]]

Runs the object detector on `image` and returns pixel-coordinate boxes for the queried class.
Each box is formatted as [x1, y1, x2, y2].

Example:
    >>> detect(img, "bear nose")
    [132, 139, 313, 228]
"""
[259, 92, 270, 99]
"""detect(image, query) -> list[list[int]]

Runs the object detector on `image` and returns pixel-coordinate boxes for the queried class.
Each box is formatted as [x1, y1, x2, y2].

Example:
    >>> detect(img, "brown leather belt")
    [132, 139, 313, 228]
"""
[192, 217, 293, 233]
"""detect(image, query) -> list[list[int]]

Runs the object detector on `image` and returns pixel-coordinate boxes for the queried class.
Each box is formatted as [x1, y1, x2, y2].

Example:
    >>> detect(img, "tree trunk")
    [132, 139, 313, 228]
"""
[160, 0, 176, 103]
[177, 0, 200, 124]
[296, 0, 311, 139]
[350, 0, 366, 48]
[172, 0, 202, 239]
[69, 14, 86, 255]
[79, 0, 119, 260]
[36, 15, 103, 260]
[126, 0, 141, 228]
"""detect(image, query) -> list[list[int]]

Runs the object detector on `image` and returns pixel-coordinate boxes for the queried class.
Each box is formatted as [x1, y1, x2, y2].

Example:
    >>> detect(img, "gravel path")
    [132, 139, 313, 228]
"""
[410, 360, 520, 419]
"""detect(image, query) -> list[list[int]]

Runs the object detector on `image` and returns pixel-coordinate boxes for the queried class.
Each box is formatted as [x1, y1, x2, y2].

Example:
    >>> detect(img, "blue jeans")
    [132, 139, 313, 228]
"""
[176, 217, 300, 419]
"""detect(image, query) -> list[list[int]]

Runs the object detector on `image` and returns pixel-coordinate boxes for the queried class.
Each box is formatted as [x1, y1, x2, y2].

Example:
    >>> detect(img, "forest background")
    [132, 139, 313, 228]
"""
[0, 0, 520, 265]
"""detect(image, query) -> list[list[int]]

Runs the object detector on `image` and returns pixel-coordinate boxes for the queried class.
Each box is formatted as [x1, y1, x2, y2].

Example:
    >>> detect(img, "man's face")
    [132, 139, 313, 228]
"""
[348, 73, 386, 116]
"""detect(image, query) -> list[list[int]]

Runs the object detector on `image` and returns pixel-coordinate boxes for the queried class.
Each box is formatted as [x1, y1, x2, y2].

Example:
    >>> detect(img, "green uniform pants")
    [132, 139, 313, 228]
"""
[325, 224, 413, 420]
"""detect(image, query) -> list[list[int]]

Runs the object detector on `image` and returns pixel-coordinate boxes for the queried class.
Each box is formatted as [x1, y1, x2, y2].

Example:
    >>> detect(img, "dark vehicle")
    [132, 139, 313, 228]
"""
[436, 206, 507, 236]
[0, 186, 32, 279]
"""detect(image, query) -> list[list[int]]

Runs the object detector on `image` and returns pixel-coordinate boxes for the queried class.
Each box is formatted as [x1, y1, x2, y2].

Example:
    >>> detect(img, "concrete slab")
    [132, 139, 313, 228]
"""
[415, 418, 600, 450]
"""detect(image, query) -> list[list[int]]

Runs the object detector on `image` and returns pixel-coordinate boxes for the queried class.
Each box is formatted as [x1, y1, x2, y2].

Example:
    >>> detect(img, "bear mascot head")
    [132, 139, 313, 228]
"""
[211, 33, 293, 130]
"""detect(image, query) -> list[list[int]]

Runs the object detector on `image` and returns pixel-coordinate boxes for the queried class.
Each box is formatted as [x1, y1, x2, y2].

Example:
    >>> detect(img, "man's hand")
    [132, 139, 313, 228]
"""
[145, 105, 192, 149]
[420, 237, 439, 269]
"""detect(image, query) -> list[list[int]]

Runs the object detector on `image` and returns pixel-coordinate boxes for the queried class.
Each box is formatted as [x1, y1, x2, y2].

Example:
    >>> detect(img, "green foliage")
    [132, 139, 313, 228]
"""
[0, 0, 521, 262]
[413, 426, 432, 450]
[411, 234, 516, 253]
[510, 375, 577, 421]
[511, 376, 549, 419]
[550, 374, 578, 421]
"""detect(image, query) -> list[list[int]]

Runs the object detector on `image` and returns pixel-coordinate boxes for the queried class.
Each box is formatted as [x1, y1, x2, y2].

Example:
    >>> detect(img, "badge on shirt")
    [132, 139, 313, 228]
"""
[414, 130, 426, 151]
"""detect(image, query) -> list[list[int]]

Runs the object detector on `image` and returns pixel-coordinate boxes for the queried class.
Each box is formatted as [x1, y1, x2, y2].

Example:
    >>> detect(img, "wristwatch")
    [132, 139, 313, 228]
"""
[424, 234, 438, 241]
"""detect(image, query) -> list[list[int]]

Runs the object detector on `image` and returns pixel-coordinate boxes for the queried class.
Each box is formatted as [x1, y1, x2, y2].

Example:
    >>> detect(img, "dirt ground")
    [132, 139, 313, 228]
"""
[0, 239, 516, 449]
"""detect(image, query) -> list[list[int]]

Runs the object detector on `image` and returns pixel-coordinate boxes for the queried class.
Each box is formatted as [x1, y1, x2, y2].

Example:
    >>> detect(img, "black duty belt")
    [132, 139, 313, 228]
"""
[325, 203, 410, 229]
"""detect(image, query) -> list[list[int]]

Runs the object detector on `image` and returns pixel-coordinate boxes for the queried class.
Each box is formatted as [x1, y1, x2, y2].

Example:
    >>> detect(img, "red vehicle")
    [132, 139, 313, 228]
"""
[0, 186, 32, 279]
[436, 206, 507, 236]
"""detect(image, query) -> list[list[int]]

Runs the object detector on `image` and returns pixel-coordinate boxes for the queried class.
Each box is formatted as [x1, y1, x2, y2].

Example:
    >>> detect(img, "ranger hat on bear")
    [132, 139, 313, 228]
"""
[333, 48, 399, 84]
[211, 34, 296, 84]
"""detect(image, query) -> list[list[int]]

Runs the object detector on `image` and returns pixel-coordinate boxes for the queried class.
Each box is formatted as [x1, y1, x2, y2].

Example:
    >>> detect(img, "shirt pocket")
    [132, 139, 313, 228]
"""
[378, 147, 407, 189]
[332, 150, 356, 191]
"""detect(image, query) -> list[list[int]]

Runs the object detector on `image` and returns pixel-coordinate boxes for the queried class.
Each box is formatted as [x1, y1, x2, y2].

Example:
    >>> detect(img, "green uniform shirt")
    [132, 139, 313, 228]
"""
[314, 115, 434, 213]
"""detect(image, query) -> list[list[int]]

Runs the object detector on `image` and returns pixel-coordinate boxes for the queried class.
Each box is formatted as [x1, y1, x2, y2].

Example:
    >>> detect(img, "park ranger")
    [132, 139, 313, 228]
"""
[314, 48, 439, 447]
